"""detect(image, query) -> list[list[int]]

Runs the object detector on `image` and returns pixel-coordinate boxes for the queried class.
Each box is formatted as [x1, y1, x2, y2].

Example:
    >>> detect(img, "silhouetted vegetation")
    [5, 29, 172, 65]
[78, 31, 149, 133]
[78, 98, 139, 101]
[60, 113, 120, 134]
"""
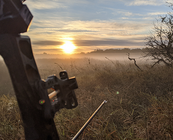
[86, 48, 145, 54]
[145, 3, 173, 67]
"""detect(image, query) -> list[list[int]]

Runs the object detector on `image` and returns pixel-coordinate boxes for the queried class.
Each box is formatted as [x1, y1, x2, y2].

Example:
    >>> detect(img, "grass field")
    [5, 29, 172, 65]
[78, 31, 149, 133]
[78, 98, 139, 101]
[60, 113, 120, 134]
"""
[0, 58, 173, 140]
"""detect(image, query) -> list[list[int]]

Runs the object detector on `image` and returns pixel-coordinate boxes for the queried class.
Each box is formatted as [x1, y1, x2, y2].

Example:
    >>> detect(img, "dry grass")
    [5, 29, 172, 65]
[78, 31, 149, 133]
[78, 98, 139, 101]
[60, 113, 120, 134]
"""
[0, 95, 24, 140]
[0, 58, 173, 140]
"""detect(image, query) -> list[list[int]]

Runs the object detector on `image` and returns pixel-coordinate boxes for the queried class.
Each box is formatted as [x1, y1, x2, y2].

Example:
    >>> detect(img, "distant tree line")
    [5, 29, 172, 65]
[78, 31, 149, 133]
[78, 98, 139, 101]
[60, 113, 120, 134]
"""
[83, 48, 147, 54]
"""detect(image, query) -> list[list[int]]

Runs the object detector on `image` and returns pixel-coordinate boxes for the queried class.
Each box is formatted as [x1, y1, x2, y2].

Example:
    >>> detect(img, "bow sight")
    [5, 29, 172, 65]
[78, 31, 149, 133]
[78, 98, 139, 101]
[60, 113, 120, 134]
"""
[40, 71, 78, 113]
[0, 0, 78, 139]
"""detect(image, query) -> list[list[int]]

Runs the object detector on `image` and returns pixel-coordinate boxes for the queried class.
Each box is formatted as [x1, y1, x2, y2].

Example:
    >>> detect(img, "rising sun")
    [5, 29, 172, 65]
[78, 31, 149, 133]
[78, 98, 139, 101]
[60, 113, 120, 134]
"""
[60, 41, 76, 54]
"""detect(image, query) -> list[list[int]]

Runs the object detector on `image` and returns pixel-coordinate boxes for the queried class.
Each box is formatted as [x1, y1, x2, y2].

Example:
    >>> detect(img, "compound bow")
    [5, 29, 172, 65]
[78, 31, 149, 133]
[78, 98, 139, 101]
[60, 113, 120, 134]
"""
[0, 0, 78, 139]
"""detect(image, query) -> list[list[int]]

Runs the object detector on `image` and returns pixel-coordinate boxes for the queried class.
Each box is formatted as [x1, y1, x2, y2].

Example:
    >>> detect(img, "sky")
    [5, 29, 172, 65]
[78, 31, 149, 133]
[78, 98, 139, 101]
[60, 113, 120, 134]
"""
[23, 0, 172, 54]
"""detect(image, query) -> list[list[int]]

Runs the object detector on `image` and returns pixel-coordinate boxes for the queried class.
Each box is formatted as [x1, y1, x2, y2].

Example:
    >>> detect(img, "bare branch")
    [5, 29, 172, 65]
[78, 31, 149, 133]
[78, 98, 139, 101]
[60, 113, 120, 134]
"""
[128, 53, 143, 71]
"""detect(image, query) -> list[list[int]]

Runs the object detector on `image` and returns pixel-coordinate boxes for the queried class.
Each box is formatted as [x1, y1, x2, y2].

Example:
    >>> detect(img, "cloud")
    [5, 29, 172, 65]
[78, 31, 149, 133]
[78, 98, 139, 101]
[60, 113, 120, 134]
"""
[111, 9, 134, 17]
[128, 0, 165, 6]
[33, 37, 145, 47]
[33, 49, 62, 52]
[148, 12, 167, 15]
[33, 41, 63, 46]
[27, 19, 152, 36]
[26, 19, 151, 53]
[28, 21, 148, 53]
[23, 0, 167, 54]
[25, 0, 67, 10]
[74, 39, 144, 47]
[55, 29, 98, 33]
[116, 10, 144, 17]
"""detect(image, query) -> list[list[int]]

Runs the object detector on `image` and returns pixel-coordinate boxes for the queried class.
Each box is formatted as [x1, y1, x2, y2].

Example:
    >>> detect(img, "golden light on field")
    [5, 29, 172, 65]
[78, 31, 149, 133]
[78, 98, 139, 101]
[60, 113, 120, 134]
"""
[60, 41, 76, 54]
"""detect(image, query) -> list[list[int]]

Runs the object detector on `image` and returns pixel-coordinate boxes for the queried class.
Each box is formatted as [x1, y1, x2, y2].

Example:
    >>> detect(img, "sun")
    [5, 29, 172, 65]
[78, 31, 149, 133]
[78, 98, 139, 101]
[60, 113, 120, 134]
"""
[60, 41, 76, 54]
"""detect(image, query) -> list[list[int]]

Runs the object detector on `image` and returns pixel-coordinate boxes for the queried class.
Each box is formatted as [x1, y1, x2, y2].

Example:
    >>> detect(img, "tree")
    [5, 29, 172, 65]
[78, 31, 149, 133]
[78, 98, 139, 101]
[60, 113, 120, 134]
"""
[145, 3, 173, 67]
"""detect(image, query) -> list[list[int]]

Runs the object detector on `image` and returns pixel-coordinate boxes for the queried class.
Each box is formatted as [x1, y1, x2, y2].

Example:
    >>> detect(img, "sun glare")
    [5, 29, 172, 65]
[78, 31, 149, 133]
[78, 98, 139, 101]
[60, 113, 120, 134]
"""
[60, 41, 76, 54]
